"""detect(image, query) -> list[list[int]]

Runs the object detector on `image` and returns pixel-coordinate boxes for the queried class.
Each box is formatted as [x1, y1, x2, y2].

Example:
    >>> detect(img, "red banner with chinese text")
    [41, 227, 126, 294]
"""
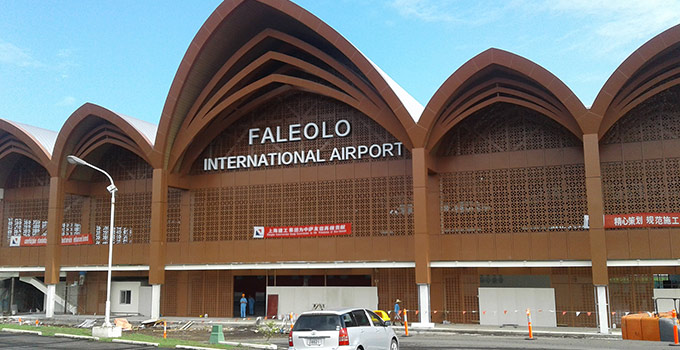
[60, 234, 94, 245]
[604, 213, 680, 228]
[255, 223, 352, 238]
[9, 234, 93, 247]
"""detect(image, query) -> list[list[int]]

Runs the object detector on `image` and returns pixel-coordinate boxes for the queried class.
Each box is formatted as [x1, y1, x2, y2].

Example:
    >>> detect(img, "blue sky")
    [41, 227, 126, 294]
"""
[1, 0, 679, 132]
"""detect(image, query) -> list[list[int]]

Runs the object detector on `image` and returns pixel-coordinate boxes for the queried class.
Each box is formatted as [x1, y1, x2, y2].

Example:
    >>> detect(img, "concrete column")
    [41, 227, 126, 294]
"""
[45, 284, 56, 318]
[412, 283, 434, 328]
[412, 148, 431, 285]
[149, 169, 167, 285]
[45, 177, 65, 318]
[583, 133, 609, 333]
[9, 277, 15, 315]
[596, 285, 609, 334]
[151, 284, 161, 319]
[412, 149, 435, 328]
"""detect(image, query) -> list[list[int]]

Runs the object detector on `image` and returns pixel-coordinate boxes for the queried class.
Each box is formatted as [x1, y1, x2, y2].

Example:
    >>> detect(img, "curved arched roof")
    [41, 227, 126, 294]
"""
[51, 103, 159, 177]
[0, 119, 55, 175]
[419, 48, 588, 151]
[593, 24, 680, 138]
[157, 0, 423, 173]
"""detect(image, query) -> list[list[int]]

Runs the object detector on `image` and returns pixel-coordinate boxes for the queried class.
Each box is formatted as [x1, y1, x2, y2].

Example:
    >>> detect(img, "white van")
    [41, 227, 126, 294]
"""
[288, 307, 399, 350]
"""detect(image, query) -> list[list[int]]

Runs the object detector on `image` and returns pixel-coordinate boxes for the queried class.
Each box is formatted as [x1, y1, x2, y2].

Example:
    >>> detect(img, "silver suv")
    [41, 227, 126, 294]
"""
[288, 307, 399, 350]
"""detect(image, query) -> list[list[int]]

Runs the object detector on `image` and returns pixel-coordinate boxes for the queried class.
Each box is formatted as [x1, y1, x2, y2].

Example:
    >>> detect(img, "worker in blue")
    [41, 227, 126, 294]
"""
[393, 299, 402, 326]
[240, 293, 247, 318]
[248, 295, 255, 315]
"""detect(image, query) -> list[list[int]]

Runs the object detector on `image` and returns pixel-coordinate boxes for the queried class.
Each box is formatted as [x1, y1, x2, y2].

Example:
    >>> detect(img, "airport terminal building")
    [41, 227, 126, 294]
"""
[2, 0, 680, 332]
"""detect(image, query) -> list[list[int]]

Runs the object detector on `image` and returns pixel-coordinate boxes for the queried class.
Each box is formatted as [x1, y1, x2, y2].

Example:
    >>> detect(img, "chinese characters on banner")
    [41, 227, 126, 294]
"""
[604, 213, 680, 228]
[253, 223, 351, 238]
[9, 234, 93, 247]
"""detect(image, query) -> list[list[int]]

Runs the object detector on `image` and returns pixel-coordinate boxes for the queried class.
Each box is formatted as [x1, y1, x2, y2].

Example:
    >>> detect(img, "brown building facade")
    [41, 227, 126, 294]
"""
[2, 0, 680, 331]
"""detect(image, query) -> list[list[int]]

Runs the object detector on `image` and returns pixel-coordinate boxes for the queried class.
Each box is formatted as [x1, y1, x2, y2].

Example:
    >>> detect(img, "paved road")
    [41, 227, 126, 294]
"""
[397, 333, 677, 350]
[0, 333, 156, 349]
[3, 331, 677, 349]
[267, 333, 680, 349]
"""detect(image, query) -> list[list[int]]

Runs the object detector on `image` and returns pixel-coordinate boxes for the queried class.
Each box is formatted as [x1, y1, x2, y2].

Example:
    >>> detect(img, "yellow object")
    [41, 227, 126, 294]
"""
[374, 310, 390, 322]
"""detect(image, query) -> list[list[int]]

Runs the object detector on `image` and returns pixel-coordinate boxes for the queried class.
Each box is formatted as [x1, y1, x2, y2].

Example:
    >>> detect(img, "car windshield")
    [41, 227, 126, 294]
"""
[293, 314, 342, 331]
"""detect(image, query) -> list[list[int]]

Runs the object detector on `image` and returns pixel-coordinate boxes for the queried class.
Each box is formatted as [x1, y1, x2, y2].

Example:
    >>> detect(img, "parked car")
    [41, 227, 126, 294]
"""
[289, 307, 399, 350]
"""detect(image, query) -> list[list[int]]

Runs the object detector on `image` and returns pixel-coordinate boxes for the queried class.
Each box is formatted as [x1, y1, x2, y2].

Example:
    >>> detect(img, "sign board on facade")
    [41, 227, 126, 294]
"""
[604, 213, 680, 228]
[203, 120, 403, 171]
[253, 224, 351, 239]
[8, 234, 94, 247]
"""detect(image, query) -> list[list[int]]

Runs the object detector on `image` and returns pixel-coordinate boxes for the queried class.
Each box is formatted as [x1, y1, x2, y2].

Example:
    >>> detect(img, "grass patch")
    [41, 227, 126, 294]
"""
[114, 333, 236, 348]
[0, 323, 239, 349]
[0, 323, 91, 336]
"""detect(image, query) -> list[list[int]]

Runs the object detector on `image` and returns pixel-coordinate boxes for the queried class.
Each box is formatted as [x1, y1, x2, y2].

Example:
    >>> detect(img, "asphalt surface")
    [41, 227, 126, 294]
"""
[3, 330, 680, 350]
[396, 333, 677, 350]
[263, 332, 676, 350]
[0, 332, 156, 349]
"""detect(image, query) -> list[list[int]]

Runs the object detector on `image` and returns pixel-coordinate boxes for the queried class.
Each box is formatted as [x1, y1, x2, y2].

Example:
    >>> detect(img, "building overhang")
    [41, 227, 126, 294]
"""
[165, 261, 415, 271]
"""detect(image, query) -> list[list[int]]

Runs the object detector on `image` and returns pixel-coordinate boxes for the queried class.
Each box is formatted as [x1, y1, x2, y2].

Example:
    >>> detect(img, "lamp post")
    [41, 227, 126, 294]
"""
[66, 155, 118, 332]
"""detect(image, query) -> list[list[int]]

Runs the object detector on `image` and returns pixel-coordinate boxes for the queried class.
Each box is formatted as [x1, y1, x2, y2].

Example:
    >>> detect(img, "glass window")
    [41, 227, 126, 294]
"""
[119, 290, 131, 304]
[293, 315, 342, 331]
[366, 310, 384, 326]
[654, 274, 680, 289]
[351, 310, 370, 327]
[341, 313, 356, 327]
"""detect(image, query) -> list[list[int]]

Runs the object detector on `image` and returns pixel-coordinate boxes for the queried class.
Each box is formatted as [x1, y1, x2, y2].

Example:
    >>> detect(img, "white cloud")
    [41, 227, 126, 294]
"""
[56, 96, 76, 107]
[389, 0, 505, 25]
[0, 40, 43, 67]
[389, 0, 680, 57]
[541, 0, 680, 56]
[57, 49, 72, 58]
[390, 0, 456, 23]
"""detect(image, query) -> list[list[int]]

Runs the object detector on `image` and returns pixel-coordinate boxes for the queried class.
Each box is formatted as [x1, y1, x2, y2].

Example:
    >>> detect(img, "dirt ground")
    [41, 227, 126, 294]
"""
[30, 317, 289, 345]
[135, 324, 287, 343]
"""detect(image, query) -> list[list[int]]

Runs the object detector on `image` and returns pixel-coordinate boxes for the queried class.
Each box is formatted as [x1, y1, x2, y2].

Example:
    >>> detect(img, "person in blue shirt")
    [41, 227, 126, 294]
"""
[248, 295, 255, 315]
[240, 293, 247, 318]
[393, 299, 402, 325]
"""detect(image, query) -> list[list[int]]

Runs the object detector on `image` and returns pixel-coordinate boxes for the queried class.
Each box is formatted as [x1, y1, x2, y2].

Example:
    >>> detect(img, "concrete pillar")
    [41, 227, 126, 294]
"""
[149, 169, 167, 285]
[412, 149, 431, 285]
[45, 284, 56, 318]
[45, 177, 65, 318]
[412, 283, 434, 328]
[151, 284, 161, 319]
[9, 277, 15, 315]
[412, 149, 435, 328]
[596, 285, 610, 334]
[583, 133, 609, 333]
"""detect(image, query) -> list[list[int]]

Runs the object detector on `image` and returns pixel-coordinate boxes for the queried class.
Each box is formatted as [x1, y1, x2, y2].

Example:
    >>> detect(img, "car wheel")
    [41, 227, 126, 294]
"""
[390, 338, 399, 350]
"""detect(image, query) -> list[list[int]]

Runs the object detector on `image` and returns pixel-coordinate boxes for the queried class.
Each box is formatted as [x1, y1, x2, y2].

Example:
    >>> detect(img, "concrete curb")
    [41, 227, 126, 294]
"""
[1, 328, 42, 335]
[112, 338, 159, 347]
[176, 345, 225, 350]
[220, 340, 277, 349]
[54, 333, 100, 341]
[400, 327, 621, 339]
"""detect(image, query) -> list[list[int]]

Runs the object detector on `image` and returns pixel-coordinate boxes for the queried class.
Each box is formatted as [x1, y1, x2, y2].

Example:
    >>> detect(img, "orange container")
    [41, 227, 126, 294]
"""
[622, 313, 643, 340]
[622, 313, 668, 341]
[640, 315, 661, 341]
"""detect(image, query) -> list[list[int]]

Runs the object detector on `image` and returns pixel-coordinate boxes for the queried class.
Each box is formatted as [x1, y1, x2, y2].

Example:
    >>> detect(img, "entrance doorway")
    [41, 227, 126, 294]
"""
[233, 275, 266, 317]
[1, 278, 44, 314]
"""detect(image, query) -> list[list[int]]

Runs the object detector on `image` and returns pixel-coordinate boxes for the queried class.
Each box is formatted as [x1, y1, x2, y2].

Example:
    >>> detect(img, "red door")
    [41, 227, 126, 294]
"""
[267, 294, 278, 318]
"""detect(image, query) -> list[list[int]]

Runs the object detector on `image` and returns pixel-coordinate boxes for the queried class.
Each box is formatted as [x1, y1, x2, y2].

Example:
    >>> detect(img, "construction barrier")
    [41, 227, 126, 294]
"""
[621, 311, 680, 342]
[672, 310, 680, 346]
[525, 309, 535, 340]
[403, 310, 409, 337]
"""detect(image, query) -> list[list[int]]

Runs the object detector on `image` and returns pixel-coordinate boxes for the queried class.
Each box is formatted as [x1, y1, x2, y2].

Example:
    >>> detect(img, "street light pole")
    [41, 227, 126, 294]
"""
[67, 155, 117, 328]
